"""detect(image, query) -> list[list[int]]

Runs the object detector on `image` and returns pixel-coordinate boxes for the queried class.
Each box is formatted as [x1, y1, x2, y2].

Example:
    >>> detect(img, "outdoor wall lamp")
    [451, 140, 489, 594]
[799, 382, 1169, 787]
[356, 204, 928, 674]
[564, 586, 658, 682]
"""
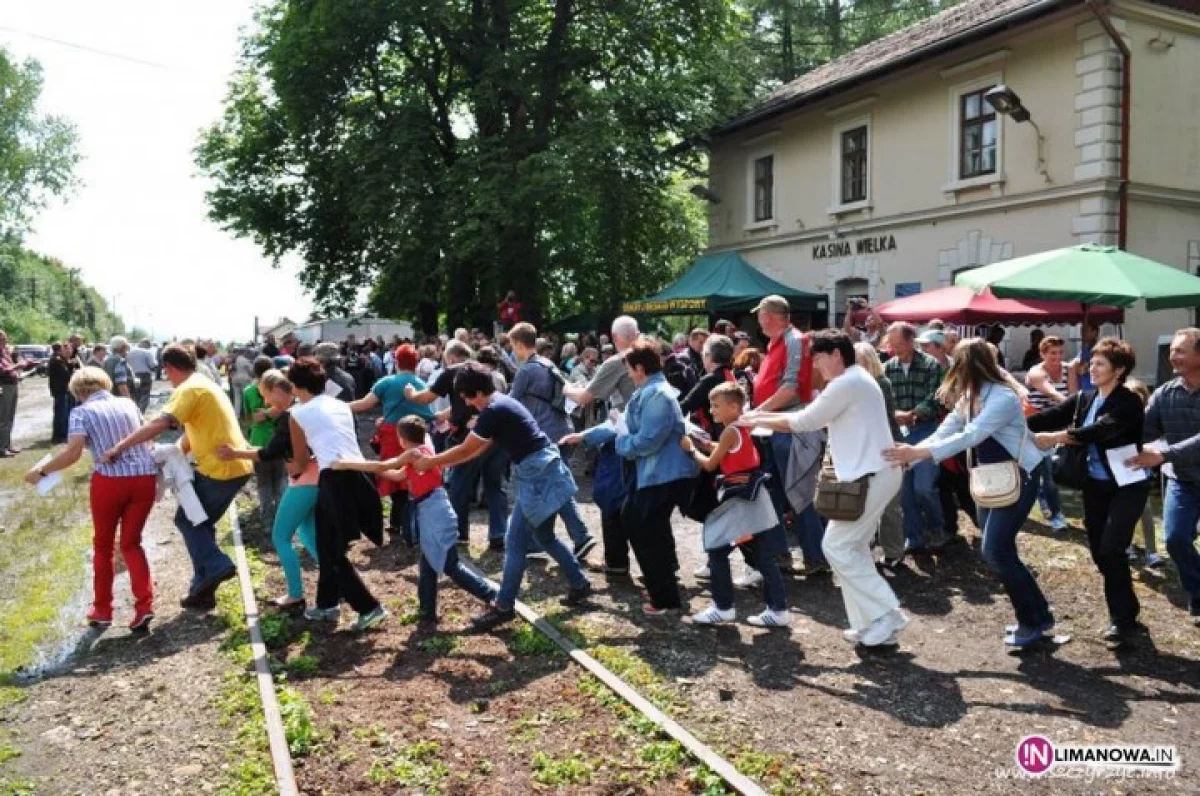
[984, 84, 1051, 184]
[689, 184, 722, 203]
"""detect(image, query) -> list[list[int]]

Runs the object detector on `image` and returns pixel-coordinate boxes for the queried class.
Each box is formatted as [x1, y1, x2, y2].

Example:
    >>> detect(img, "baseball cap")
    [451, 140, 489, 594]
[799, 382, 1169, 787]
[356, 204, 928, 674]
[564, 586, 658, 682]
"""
[916, 329, 947, 346]
[751, 294, 790, 315]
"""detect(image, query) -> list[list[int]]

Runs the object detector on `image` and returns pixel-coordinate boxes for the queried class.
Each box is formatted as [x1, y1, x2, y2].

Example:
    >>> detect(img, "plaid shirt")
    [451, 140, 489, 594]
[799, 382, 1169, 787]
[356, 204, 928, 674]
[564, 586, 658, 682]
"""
[884, 350, 943, 420]
[1145, 377, 1200, 484]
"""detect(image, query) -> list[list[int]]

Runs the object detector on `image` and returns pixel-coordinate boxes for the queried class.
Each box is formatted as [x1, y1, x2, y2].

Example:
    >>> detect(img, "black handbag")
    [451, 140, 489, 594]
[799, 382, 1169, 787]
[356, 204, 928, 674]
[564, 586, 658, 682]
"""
[1051, 396, 1088, 490]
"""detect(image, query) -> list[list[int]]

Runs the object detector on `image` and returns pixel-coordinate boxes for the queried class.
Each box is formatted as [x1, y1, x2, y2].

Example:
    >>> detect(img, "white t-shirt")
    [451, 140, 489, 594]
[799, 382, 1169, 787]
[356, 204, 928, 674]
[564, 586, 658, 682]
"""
[290, 394, 364, 470]
[786, 364, 894, 482]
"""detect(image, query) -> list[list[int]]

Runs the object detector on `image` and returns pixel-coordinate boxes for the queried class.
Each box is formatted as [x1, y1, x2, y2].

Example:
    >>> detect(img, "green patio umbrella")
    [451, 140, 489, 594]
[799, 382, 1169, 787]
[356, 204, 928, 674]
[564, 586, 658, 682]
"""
[954, 244, 1200, 311]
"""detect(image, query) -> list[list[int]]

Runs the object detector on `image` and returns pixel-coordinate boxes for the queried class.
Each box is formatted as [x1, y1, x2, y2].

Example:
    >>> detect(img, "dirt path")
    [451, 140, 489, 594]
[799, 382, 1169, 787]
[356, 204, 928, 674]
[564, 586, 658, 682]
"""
[3, 501, 241, 796]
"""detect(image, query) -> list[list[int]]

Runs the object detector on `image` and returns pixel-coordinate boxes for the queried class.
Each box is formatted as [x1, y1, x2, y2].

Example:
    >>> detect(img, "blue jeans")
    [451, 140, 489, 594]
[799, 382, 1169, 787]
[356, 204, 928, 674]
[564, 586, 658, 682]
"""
[765, 430, 826, 565]
[901, 421, 944, 549]
[496, 507, 588, 611]
[978, 466, 1053, 629]
[708, 538, 786, 612]
[175, 473, 249, 593]
[1163, 478, 1200, 609]
[418, 545, 497, 616]
[1036, 457, 1061, 516]
[448, 446, 508, 542]
[272, 485, 318, 600]
[553, 445, 592, 547]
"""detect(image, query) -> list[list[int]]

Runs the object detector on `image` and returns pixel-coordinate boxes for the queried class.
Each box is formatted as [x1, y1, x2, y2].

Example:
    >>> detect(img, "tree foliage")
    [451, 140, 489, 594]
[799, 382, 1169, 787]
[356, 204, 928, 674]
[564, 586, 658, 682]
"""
[198, 0, 753, 333]
[0, 48, 80, 237]
[198, 0, 951, 333]
[0, 238, 124, 344]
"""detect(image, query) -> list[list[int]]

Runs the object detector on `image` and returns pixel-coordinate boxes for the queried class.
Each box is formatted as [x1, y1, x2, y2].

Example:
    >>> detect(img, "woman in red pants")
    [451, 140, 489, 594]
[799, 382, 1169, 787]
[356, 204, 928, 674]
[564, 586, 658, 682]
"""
[26, 366, 159, 632]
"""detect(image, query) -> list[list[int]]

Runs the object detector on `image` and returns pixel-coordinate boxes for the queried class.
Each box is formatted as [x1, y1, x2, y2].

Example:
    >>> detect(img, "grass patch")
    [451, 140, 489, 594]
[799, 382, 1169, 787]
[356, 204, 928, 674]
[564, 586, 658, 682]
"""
[284, 654, 320, 678]
[417, 635, 458, 656]
[531, 750, 596, 786]
[214, 510, 319, 796]
[365, 739, 449, 790]
[506, 624, 559, 656]
[0, 454, 93, 679]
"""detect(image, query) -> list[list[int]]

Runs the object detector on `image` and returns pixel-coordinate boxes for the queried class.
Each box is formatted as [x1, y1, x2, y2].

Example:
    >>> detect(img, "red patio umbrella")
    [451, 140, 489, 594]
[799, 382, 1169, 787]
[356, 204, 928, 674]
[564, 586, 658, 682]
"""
[874, 285, 1124, 326]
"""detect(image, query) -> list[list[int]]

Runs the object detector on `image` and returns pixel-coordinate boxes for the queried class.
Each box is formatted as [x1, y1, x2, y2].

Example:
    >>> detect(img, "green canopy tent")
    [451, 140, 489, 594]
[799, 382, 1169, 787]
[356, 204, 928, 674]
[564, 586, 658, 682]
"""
[622, 252, 827, 317]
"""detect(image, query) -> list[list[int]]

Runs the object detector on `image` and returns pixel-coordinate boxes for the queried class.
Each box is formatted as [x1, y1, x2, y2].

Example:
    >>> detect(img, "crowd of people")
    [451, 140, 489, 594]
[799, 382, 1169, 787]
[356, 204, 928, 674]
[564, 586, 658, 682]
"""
[12, 300, 1200, 655]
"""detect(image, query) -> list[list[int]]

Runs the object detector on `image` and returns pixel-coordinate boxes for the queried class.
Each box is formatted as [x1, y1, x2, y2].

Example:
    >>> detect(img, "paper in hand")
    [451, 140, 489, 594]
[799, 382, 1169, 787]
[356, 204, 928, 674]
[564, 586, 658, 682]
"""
[1105, 444, 1150, 487]
[32, 454, 62, 496]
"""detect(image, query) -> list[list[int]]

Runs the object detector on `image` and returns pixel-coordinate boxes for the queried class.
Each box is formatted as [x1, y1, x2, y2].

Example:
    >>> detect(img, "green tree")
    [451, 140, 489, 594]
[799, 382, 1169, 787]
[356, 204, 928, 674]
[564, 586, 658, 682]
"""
[197, 0, 754, 333]
[0, 48, 80, 236]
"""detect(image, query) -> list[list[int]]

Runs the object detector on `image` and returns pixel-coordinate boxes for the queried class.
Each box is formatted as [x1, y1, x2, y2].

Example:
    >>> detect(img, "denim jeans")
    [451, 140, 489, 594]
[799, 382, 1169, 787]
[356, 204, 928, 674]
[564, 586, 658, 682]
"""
[553, 444, 592, 547]
[1163, 478, 1200, 610]
[418, 545, 497, 617]
[977, 466, 1053, 629]
[495, 506, 589, 610]
[448, 445, 508, 542]
[765, 430, 826, 566]
[901, 421, 944, 549]
[175, 473, 248, 593]
[52, 391, 71, 443]
[1036, 457, 1061, 516]
[708, 537, 786, 612]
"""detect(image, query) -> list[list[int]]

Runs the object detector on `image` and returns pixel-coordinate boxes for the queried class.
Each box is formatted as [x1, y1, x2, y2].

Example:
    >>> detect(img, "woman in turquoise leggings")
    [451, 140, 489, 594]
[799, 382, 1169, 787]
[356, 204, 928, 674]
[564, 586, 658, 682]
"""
[219, 370, 318, 609]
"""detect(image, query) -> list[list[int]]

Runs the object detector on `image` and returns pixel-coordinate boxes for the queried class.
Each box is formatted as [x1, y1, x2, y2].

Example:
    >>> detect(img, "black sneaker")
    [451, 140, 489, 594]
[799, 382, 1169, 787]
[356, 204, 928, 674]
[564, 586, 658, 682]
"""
[180, 592, 217, 611]
[879, 557, 906, 572]
[561, 582, 594, 607]
[488, 539, 506, 552]
[573, 537, 598, 563]
[1103, 621, 1145, 649]
[470, 605, 516, 631]
[192, 567, 237, 604]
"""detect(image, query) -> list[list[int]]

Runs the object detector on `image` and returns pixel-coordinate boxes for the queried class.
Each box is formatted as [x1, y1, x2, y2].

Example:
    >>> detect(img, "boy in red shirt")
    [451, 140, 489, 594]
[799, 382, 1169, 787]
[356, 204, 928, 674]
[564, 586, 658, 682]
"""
[335, 416, 497, 622]
[681, 383, 791, 628]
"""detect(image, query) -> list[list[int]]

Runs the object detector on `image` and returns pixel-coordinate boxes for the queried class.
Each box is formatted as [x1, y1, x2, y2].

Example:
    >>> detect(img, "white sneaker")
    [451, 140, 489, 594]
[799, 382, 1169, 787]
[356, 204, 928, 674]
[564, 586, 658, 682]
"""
[1050, 514, 1069, 532]
[842, 628, 861, 644]
[746, 609, 792, 628]
[693, 564, 711, 580]
[859, 609, 908, 646]
[1145, 553, 1166, 569]
[1127, 545, 1139, 561]
[734, 570, 764, 588]
[691, 604, 735, 625]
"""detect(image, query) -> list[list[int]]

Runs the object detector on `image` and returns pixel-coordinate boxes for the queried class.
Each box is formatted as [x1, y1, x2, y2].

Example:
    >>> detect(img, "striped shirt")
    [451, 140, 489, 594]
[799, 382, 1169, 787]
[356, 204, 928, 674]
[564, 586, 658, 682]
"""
[1145, 377, 1200, 484]
[68, 391, 157, 477]
[1026, 362, 1068, 412]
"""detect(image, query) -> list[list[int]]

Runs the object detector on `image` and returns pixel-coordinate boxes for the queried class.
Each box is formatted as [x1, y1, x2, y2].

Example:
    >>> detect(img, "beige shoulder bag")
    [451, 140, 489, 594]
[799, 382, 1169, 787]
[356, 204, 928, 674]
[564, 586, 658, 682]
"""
[965, 391, 1027, 509]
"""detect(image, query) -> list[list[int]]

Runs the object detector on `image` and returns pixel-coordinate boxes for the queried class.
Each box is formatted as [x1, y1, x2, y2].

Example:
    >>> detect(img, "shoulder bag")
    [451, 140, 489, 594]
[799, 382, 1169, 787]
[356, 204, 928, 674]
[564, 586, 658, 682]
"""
[965, 392, 1027, 509]
[814, 459, 870, 521]
[1051, 396, 1088, 490]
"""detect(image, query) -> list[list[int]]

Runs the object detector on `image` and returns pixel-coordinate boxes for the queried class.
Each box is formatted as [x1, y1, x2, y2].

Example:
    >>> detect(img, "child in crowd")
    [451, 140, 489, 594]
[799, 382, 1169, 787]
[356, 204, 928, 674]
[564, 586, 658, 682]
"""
[680, 382, 791, 628]
[1125, 380, 1166, 569]
[334, 415, 498, 622]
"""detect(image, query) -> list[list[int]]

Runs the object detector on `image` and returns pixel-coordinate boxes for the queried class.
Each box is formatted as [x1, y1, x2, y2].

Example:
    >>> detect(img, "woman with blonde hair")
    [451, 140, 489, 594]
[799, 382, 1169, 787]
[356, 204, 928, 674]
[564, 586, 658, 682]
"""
[884, 338, 1054, 648]
[25, 366, 158, 631]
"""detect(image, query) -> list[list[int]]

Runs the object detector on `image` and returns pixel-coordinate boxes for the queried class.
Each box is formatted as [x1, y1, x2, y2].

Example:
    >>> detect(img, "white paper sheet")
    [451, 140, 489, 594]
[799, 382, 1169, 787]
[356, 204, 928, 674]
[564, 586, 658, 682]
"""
[323, 379, 344, 398]
[1105, 444, 1150, 487]
[607, 409, 629, 436]
[564, 397, 578, 414]
[32, 454, 63, 495]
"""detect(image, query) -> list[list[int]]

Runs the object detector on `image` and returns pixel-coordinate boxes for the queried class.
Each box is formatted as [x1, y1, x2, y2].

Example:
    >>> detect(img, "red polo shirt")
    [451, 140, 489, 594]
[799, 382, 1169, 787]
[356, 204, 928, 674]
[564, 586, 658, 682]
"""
[752, 326, 804, 409]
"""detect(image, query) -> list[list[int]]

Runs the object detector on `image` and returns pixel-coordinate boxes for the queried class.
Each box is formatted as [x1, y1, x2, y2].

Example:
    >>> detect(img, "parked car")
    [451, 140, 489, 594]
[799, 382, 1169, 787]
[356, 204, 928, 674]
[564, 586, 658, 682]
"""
[13, 344, 52, 376]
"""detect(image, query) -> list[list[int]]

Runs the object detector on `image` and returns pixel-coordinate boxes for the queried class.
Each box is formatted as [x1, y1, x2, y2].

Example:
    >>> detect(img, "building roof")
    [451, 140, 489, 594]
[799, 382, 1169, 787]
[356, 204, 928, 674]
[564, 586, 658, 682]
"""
[716, 0, 1197, 136]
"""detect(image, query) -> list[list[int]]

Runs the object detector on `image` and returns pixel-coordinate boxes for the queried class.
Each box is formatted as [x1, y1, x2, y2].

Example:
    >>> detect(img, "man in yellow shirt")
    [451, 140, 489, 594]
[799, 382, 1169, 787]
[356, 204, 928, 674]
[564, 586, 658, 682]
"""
[104, 344, 252, 610]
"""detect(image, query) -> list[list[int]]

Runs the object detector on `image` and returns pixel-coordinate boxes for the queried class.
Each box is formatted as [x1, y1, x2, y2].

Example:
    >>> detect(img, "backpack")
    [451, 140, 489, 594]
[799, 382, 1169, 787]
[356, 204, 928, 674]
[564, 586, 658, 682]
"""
[529, 357, 567, 412]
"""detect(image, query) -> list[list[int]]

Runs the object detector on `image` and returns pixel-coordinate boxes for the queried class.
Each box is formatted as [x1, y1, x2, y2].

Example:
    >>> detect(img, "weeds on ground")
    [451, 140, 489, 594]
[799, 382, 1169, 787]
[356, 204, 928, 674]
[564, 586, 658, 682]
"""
[506, 623, 559, 656]
[214, 511, 319, 796]
[365, 739, 449, 790]
[531, 750, 596, 786]
[417, 635, 458, 656]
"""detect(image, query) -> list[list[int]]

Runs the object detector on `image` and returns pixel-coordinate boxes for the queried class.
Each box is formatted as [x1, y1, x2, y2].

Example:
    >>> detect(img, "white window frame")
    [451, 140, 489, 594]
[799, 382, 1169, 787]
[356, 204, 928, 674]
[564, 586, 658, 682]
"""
[828, 114, 872, 215]
[943, 71, 1006, 195]
[745, 149, 777, 231]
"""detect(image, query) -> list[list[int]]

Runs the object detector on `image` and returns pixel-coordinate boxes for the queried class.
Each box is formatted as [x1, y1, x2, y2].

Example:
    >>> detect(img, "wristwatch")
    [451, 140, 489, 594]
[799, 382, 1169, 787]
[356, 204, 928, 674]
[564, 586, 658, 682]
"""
[38, 468, 48, 478]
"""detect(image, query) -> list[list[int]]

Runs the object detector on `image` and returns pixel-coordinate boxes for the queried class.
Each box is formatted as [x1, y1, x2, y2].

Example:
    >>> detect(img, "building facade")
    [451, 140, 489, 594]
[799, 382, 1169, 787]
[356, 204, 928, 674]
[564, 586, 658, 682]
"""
[705, 0, 1200, 378]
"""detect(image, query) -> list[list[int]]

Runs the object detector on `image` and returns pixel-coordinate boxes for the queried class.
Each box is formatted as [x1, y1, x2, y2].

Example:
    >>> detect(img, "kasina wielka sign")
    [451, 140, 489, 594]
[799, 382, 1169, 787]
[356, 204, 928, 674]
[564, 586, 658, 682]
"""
[812, 234, 897, 260]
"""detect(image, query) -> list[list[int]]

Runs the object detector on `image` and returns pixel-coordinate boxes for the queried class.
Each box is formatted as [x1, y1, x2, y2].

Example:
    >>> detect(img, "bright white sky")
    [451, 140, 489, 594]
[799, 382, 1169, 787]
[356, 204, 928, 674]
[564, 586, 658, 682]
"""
[3, 0, 315, 342]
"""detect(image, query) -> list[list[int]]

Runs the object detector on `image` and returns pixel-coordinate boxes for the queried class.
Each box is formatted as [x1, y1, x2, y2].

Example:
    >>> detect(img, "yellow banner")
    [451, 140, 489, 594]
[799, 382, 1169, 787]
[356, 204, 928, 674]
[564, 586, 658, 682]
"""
[621, 298, 708, 313]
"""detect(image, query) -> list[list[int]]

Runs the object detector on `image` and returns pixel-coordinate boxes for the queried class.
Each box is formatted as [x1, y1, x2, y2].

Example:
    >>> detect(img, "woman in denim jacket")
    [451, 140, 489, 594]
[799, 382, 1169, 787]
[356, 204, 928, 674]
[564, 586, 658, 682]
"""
[581, 338, 699, 614]
[885, 338, 1053, 648]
